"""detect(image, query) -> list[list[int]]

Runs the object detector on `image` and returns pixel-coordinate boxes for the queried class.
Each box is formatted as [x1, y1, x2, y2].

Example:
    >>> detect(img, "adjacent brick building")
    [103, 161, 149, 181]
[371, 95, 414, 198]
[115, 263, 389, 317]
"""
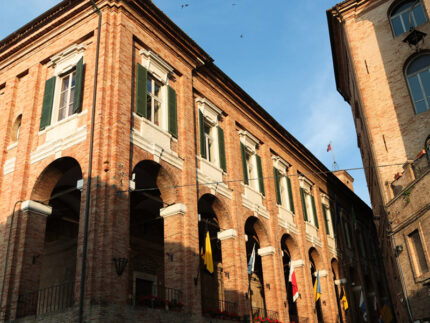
[327, 0, 430, 322]
[0, 0, 388, 322]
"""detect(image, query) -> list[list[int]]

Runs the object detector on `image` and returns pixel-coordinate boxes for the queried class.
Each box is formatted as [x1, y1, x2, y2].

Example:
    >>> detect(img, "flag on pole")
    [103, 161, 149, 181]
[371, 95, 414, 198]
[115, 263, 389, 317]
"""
[313, 271, 321, 302]
[360, 290, 368, 322]
[340, 286, 349, 311]
[374, 296, 382, 323]
[381, 303, 393, 323]
[248, 243, 256, 275]
[201, 231, 214, 274]
[327, 143, 332, 152]
[288, 261, 299, 302]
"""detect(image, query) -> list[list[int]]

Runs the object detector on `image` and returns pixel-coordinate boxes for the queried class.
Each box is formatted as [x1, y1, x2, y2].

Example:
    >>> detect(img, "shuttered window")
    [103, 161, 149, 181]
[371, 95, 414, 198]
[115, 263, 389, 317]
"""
[218, 126, 226, 172]
[256, 154, 265, 196]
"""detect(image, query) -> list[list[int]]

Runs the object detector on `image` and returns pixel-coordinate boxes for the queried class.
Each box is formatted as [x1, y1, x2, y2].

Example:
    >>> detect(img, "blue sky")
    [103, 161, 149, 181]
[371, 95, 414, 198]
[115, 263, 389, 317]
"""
[0, 0, 371, 205]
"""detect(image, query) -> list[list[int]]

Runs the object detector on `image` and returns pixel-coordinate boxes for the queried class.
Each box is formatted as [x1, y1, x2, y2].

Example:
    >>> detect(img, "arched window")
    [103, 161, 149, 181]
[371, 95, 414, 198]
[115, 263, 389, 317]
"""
[390, 0, 427, 36]
[406, 54, 430, 114]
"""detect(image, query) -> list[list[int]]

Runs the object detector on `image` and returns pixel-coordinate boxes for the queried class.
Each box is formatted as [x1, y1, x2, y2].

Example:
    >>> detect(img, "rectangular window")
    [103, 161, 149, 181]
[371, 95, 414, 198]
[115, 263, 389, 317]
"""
[58, 71, 76, 121]
[343, 220, 352, 249]
[409, 230, 429, 275]
[203, 121, 215, 163]
[146, 74, 163, 126]
[246, 151, 257, 189]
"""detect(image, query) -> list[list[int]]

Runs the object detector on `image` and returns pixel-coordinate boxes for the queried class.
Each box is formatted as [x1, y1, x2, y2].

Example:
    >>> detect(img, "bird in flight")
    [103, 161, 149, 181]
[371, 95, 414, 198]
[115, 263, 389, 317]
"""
[181, 4, 189, 8]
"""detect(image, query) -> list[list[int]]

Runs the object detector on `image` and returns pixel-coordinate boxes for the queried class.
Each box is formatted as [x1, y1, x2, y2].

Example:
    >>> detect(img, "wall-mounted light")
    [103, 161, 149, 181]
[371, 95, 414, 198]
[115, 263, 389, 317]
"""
[403, 28, 427, 50]
[113, 257, 128, 276]
[166, 252, 174, 262]
[224, 271, 230, 279]
[266, 283, 270, 290]
[395, 244, 404, 256]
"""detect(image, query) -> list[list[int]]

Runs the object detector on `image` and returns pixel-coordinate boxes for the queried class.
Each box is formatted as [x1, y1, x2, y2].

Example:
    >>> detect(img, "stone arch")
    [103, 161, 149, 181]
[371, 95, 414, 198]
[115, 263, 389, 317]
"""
[31, 157, 82, 202]
[331, 258, 340, 280]
[132, 160, 177, 205]
[198, 193, 231, 229]
[244, 216, 270, 248]
[281, 234, 300, 260]
[309, 247, 323, 270]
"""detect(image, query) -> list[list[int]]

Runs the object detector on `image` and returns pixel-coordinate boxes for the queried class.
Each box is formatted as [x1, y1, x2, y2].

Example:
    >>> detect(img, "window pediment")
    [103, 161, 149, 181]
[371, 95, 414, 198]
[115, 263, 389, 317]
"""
[50, 43, 86, 75]
[196, 98, 222, 126]
[272, 155, 290, 175]
[299, 175, 313, 192]
[239, 130, 259, 153]
[139, 48, 174, 83]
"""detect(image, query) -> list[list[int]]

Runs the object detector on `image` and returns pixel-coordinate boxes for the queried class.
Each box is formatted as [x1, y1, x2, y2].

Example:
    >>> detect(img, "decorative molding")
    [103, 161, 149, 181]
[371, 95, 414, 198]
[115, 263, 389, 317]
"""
[196, 97, 222, 125]
[3, 157, 15, 175]
[160, 203, 186, 218]
[31, 117, 86, 164]
[291, 259, 305, 268]
[277, 205, 298, 234]
[131, 124, 183, 170]
[6, 142, 18, 151]
[21, 200, 52, 216]
[197, 159, 232, 200]
[299, 175, 313, 191]
[238, 130, 259, 152]
[272, 155, 290, 173]
[335, 278, 347, 285]
[139, 48, 174, 83]
[50, 43, 86, 75]
[258, 246, 275, 257]
[217, 229, 237, 241]
[305, 222, 322, 248]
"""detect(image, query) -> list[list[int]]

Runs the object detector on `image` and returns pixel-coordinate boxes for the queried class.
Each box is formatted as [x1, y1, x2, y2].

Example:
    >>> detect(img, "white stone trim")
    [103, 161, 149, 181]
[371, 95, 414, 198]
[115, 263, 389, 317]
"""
[3, 157, 16, 175]
[320, 192, 330, 206]
[291, 259, 305, 268]
[31, 114, 86, 164]
[352, 285, 362, 292]
[217, 229, 237, 241]
[196, 98, 222, 126]
[335, 278, 347, 285]
[197, 165, 232, 200]
[314, 270, 328, 277]
[258, 246, 275, 257]
[50, 43, 86, 75]
[131, 124, 183, 170]
[299, 175, 313, 192]
[6, 142, 18, 151]
[238, 130, 259, 152]
[272, 155, 290, 173]
[21, 200, 52, 216]
[305, 222, 322, 247]
[160, 203, 186, 218]
[139, 48, 174, 84]
[277, 205, 298, 234]
[242, 185, 270, 219]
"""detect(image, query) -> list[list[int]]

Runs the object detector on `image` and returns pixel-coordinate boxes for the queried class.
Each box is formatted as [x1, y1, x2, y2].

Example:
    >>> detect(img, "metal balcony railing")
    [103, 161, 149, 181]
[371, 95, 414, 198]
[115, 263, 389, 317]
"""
[413, 153, 430, 179]
[251, 306, 279, 321]
[16, 281, 74, 318]
[202, 297, 239, 319]
[136, 285, 184, 311]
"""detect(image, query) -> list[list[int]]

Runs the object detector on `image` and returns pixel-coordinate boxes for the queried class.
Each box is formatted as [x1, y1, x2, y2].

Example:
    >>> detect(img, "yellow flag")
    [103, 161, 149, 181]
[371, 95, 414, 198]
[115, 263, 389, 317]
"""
[203, 231, 214, 274]
[313, 272, 321, 302]
[341, 287, 349, 311]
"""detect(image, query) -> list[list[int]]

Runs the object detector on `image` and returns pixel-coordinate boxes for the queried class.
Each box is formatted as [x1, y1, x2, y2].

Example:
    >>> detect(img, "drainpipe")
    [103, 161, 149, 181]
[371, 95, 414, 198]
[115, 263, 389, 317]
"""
[78, 1, 101, 322]
[0, 200, 23, 321]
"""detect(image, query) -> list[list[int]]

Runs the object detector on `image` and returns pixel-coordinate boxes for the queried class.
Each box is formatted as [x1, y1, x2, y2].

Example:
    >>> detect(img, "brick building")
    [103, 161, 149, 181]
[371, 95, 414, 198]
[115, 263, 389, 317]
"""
[0, 0, 388, 322]
[327, 0, 430, 322]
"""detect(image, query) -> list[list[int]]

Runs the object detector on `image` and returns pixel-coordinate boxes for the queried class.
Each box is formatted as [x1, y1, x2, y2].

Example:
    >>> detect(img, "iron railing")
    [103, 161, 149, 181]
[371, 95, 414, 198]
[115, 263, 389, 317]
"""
[16, 281, 74, 318]
[251, 306, 279, 321]
[136, 285, 183, 310]
[413, 153, 430, 178]
[202, 296, 239, 315]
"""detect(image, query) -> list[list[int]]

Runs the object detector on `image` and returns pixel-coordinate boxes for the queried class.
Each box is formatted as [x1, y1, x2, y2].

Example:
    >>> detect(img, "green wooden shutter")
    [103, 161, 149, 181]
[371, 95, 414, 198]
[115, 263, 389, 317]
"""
[273, 168, 281, 205]
[287, 176, 295, 214]
[73, 56, 84, 114]
[300, 188, 308, 222]
[322, 205, 329, 234]
[240, 143, 249, 185]
[218, 126, 227, 172]
[311, 195, 319, 228]
[199, 111, 206, 158]
[256, 154, 265, 196]
[40, 76, 56, 131]
[168, 85, 177, 138]
[135, 63, 147, 118]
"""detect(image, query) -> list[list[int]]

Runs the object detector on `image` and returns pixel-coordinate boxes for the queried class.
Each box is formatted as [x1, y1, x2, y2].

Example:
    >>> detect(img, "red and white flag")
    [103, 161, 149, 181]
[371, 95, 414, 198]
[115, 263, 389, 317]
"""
[327, 143, 332, 152]
[288, 261, 299, 302]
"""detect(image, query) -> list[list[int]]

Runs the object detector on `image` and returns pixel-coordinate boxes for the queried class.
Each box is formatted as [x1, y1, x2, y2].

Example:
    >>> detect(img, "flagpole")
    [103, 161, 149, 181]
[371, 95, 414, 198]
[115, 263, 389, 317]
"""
[328, 141, 338, 171]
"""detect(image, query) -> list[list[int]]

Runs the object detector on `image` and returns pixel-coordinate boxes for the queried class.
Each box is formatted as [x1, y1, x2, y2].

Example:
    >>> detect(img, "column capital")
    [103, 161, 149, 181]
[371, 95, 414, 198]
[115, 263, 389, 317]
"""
[160, 203, 186, 218]
[313, 270, 328, 277]
[335, 278, 347, 285]
[217, 229, 237, 241]
[21, 200, 52, 217]
[258, 246, 275, 257]
[291, 259, 305, 268]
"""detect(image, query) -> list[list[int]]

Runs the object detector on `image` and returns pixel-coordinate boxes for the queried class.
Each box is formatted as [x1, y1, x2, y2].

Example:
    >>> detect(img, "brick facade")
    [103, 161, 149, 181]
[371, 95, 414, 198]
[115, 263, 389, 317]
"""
[0, 1, 386, 322]
[328, 0, 430, 322]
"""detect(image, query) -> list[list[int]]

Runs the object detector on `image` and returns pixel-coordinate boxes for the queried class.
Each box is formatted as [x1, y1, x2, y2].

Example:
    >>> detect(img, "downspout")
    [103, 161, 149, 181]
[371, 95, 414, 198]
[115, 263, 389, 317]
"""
[78, 1, 101, 322]
[0, 200, 23, 321]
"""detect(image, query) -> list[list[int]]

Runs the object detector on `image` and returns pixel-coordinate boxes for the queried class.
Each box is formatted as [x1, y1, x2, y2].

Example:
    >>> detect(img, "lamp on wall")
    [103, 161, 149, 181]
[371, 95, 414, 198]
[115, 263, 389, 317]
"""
[403, 28, 427, 49]
[113, 257, 128, 276]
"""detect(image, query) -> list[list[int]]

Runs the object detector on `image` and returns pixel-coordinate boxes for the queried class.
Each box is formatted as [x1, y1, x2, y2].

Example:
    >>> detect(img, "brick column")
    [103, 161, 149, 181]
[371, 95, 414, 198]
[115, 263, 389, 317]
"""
[315, 269, 333, 323]
[160, 204, 186, 296]
[12, 201, 51, 320]
[258, 246, 278, 319]
[290, 259, 310, 321]
[218, 229, 238, 310]
[335, 278, 348, 323]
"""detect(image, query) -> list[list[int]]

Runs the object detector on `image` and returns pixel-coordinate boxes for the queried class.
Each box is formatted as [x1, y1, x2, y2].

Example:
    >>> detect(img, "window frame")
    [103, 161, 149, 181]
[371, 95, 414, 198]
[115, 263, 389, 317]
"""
[272, 156, 294, 213]
[299, 175, 318, 228]
[320, 193, 334, 237]
[55, 70, 77, 123]
[406, 228, 429, 278]
[239, 130, 264, 194]
[389, 0, 428, 37]
[405, 53, 430, 114]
